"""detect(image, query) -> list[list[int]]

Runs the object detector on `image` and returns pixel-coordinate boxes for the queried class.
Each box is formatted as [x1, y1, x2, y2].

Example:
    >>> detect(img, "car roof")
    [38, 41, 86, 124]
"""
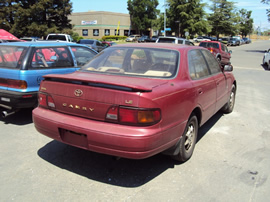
[111, 43, 202, 51]
[158, 36, 187, 40]
[0, 41, 86, 47]
[199, 41, 220, 44]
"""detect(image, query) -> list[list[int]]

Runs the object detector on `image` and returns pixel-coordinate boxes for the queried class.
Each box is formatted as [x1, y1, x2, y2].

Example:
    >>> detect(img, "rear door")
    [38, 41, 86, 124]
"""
[24, 46, 79, 93]
[220, 43, 231, 64]
[188, 49, 216, 124]
[201, 49, 228, 111]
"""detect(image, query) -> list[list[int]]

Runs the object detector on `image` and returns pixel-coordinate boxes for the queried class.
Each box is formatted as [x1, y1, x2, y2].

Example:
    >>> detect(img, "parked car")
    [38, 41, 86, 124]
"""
[145, 35, 159, 42]
[0, 41, 97, 117]
[156, 36, 194, 46]
[263, 49, 270, 70]
[193, 36, 211, 43]
[33, 43, 236, 162]
[227, 37, 241, 46]
[102, 41, 117, 47]
[0, 39, 8, 43]
[199, 41, 232, 66]
[126, 35, 141, 42]
[242, 37, 251, 44]
[46, 33, 74, 42]
[138, 36, 150, 43]
[77, 39, 107, 52]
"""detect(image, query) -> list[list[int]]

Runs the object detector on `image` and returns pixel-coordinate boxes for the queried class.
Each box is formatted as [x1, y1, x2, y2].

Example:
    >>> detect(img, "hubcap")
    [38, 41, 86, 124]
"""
[229, 90, 235, 108]
[185, 124, 195, 151]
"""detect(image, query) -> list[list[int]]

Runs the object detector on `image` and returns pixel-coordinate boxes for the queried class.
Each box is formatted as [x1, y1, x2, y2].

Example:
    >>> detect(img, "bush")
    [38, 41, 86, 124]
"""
[102, 35, 127, 41]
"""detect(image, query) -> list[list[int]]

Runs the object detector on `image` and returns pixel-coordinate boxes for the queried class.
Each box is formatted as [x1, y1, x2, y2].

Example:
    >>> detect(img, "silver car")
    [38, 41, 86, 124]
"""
[156, 36, 194, 46]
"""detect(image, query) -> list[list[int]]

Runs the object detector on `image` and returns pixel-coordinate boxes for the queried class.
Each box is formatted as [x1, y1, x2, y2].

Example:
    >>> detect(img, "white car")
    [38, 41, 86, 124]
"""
[263, 50, 270, 69]
[193, 36, 211, 43]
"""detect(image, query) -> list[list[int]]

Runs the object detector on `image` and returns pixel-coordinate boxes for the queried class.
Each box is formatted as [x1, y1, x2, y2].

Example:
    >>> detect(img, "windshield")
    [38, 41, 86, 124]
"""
[81, 47, 179, 78]
[0, 46, 27, 69]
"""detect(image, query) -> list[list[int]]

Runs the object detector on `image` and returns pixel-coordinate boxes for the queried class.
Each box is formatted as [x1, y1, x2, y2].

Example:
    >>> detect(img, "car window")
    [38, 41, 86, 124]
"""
[221, 43, 225, 51]
[158, 38, 175, 43]
[178, 39, 184, 44]
[71, 46, 97, 66]
[96, 41, 101, 46]
[47, 35, 66, 41]
[199, 42, 207, 48]
[81, 47, 179, 78]
[0, 46, 26, 69]
[188, 49, 210, 79]
[201, 49, 221, 74]
[30, 47, 73, 69]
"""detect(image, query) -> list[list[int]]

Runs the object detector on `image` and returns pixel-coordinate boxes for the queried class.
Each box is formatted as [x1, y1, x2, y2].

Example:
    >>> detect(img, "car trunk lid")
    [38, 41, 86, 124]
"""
[40, 72, 168, 121]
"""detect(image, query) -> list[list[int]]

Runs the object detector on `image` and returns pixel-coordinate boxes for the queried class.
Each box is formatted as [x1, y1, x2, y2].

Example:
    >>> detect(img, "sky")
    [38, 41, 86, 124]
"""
[70, 0, 270, 31]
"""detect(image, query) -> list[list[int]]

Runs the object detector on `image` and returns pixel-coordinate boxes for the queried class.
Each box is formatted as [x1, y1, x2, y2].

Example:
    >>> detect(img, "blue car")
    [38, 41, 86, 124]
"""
[0, 41, 97, 117]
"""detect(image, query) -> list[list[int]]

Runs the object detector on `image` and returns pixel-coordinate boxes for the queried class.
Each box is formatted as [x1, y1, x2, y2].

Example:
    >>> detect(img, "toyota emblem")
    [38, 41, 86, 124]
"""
[74, 89, 83, 97]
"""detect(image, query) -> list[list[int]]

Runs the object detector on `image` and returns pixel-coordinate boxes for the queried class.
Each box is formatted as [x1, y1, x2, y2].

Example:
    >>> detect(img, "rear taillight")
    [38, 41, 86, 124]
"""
[38, 92, 55, 109]
[106, 106, 161, 126]
[0, 78, 27, 89]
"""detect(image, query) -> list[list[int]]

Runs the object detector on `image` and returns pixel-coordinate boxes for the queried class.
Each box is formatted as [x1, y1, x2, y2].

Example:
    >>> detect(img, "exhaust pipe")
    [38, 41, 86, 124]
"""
[1, 110, 17, 118]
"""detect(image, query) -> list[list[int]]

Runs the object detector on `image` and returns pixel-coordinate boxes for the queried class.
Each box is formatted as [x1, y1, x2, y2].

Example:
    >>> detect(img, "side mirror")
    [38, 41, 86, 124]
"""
[223, 64, 233, 72]
[229, 50, 232, 54]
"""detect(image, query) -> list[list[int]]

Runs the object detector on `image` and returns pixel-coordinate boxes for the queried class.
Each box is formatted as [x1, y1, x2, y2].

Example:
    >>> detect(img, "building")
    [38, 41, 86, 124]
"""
[69, 11, 137, 39]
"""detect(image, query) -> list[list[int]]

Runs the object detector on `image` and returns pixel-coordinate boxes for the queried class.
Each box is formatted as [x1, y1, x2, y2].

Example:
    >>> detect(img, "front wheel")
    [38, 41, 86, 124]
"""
[222, 84, 236, 113]
[172, 114, 198, 162]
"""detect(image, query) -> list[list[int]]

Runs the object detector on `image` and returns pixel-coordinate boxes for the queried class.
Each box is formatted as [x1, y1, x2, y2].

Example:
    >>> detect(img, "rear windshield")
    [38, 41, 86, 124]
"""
[199, 42, 219, 49]
[0, 46, 27, 68]
[79, 40, 94, 44]
[157, 38, 176, 43]
[81, 47, 179, 78]
[47, 35, 66, 41]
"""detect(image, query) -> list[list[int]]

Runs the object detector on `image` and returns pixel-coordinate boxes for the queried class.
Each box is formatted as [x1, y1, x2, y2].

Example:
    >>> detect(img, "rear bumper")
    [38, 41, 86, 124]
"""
[0, 89, 37, 109]
[33, 107, 180, 159]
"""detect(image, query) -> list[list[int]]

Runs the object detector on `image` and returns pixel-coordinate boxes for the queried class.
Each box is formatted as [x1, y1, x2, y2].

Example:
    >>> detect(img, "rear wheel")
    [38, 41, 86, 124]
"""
[217, 56, 221, 64]
[172, 114, 198, 162]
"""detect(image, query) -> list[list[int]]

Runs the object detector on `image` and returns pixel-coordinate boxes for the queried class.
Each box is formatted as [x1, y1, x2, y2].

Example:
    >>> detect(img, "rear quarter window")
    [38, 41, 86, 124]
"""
[0, 46, 26, 69]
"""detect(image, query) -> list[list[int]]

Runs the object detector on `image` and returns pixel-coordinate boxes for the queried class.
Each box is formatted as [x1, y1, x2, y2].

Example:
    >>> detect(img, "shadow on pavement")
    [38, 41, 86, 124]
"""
[37, 111, 225, 187]
[0, 108, 33, 125]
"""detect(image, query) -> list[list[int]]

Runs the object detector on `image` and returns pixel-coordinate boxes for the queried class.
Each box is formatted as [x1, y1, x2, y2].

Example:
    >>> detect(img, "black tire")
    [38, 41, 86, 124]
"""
[222, 84, 236, 113]
[172, 114, 198, 162]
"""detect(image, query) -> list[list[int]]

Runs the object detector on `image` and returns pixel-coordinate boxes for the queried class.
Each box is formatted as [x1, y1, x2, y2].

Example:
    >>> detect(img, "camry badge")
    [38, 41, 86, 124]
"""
[74, 89, 83, 97]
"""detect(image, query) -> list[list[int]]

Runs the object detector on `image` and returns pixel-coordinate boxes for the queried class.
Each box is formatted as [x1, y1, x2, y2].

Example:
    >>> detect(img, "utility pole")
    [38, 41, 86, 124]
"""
[164, 0, 166, 37]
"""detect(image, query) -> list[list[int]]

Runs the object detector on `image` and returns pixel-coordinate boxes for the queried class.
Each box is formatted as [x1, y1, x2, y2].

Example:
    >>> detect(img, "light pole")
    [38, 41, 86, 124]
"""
[175, 20, 180, 37]
[164, 0, 166, 37]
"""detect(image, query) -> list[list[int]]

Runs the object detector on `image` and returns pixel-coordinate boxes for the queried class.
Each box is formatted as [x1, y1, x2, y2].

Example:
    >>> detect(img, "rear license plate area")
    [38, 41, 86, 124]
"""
[59, 129, 88, 149]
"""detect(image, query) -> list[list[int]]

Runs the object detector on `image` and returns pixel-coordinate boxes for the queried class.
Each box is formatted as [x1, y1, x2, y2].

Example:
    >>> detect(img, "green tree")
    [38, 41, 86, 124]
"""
[166, 0, 210, 38]
[127, 0, 160, 35]
[0, 1, 18, 32]
[238, 9, 253, 37]
[0, 0, 73, 38]
[208, 0, 238, 39]
[261, 0, 270, 21]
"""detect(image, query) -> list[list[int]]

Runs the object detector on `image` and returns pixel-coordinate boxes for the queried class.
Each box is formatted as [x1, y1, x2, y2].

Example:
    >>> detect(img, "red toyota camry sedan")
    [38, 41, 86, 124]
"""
[33, 43, 236, 162]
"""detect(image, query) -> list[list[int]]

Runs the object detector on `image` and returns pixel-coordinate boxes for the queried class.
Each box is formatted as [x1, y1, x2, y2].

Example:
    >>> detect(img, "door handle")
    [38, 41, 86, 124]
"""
[198, 88, 203, 95]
